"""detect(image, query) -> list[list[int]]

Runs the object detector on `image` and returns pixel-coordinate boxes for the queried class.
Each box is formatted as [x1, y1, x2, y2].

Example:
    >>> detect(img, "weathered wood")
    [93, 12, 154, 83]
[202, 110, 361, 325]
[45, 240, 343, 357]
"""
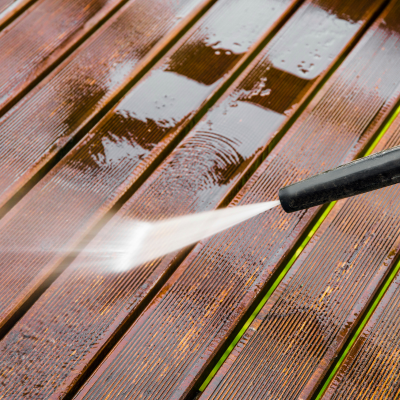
[1, 0, 390, 398]
[0, 0, 304, 397]
[320, 116, 400, 400]
[0, 0, 217, 212]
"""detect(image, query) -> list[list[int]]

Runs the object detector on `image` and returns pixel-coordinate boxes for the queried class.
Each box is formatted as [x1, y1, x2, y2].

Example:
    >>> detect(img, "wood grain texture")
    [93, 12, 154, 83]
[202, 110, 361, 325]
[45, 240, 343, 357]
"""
[200, 4, 400, 400]
[0, 0, 303, 397]
[0, 0, 37, 29]
[0, 0, 131, 114]
[0, 0, 217, 212]
[67, 1, 400, 399]
[320, 115, 400, 400]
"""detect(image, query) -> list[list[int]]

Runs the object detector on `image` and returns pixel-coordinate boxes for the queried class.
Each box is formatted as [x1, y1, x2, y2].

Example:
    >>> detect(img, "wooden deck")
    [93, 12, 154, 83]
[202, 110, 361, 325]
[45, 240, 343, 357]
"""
[1, 0, 400, 398]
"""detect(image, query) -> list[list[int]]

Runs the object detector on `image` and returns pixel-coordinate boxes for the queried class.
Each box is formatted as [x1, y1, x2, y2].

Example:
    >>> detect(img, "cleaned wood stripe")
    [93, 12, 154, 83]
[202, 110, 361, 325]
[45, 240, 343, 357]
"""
[0, 0, 217, 214]
[0, 0, 304, 397]
[0, 0, 389, 398]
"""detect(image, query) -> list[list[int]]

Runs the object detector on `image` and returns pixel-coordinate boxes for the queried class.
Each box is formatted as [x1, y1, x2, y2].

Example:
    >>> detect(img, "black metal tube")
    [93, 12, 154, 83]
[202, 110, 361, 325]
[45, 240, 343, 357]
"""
[279, 145, 400, 213]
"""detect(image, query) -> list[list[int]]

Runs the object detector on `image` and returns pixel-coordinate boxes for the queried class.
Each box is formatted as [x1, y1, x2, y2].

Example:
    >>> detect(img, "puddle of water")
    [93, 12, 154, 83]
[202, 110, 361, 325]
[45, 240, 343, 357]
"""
[269, 4, 359, 80]
[116, 69, 216, 129]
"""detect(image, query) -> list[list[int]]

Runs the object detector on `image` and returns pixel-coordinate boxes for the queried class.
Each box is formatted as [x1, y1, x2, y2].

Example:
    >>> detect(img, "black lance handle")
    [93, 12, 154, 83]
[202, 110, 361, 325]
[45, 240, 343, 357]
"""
[279, 145, 400, 213]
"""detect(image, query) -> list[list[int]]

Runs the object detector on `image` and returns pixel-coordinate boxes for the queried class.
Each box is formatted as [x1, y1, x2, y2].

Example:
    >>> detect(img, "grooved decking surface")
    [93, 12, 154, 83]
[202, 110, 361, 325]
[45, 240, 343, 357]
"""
[0, 0, 36, 28]
[0, 0, 216, 211]
[0, 0, 128, 114]
[0, 0, 301, 332]
[320, 115, 400, 400]
[1, 0, 400, 398]
[0, 0, 303, 396]
[199, 4, 400, 399]
[69, 0, 400, 398]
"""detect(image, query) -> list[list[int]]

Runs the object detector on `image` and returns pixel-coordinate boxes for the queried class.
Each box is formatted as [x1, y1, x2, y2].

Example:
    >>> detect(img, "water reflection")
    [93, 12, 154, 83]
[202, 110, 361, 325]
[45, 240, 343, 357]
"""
[145, 101, 286, 208]
[269, 4, 358, 80]
[237, 64, 310, 114]
[236, 3, 359, 116]
[0, 0, 210, 200]
[0, 1, 15, 15]
[200, 0, 287, 54]
[115, 69, 215, 129]
[75, 0, 298, 178]
[166, 40, 242, 86]
[166, 0, 285, 85]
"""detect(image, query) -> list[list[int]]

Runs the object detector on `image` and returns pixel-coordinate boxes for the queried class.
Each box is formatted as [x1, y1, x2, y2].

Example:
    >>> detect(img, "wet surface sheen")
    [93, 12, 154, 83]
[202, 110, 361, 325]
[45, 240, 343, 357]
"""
[0, 0, 303, 397]
[0, 0, 386, 398]
[0, 0, 33, 26]
[0, 0, 125, 111]
[0, 0, 214, 210]
[0, 0, 28, 14]
[65, 1, 400, 398]
[199, 4, 400, 400]
[0, 0, 397, 398]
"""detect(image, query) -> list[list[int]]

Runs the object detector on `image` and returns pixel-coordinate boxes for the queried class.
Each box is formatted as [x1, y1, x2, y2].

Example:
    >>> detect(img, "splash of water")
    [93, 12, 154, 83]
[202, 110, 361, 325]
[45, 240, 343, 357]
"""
[1, 201, 280, 271]
[102, 200, 280, 272]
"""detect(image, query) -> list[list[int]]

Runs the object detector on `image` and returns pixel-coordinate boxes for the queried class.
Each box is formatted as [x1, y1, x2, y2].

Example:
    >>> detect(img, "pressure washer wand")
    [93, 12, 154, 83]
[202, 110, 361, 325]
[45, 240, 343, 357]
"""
[279, 145, 400, 213]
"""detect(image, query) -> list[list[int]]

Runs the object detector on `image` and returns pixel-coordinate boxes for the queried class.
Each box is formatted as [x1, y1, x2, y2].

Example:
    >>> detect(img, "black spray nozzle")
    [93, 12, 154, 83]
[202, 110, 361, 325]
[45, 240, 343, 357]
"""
[279, 145, 400, 213]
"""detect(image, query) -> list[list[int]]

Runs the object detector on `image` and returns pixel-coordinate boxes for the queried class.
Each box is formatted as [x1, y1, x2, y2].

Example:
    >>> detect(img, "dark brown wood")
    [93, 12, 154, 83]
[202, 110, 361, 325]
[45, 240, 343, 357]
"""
[200, 4, 400, 400]
[0, 0, 217, 213]
[320, 115, 400, 400]
[0, 0, 133, 115]
[1, 0, 400, 398]
[0, 0, 305, 397]
[72, 1, 400, 398]
[0, 0, 392, 398]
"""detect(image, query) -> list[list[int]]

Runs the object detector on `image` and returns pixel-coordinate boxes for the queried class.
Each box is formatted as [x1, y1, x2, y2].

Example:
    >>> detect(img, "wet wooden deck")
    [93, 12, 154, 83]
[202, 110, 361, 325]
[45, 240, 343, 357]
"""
[1, 0, 400, 398]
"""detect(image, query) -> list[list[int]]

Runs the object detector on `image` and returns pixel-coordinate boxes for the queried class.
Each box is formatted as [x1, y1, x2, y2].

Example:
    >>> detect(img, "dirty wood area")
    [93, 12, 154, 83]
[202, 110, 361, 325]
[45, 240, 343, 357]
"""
[319, 115, 400, 400]
[1, 0, 400, 399]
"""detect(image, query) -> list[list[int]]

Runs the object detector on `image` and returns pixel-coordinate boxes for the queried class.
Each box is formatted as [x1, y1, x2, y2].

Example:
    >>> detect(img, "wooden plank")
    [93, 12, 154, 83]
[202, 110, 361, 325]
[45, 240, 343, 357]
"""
[319, 117, 400, 400]
[0, 0, 306, 397]
[198, 7, 400, 400]
[0, 0, 217, 213]
[0, 0, 37, 29]
[0, 0, 133, 115]
[0, 0, 391, 398]
[69, 2, 400, 399]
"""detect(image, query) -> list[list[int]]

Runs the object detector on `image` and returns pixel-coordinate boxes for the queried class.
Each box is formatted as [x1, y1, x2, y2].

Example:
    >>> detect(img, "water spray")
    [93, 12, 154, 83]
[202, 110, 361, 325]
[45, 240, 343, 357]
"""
[101, 145, 400, 272]
[12, 146, 399, 272]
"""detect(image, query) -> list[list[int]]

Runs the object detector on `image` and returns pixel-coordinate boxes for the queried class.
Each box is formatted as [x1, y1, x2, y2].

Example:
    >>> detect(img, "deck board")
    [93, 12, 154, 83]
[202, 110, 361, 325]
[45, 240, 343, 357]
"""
[0, 0, 133, 115]
[200, 108, 400, 400]
[0, 0, 301, 331]
[0, 0, 306, 396]
[198, 4, 400, 399]
[0, 0, 36, 29]
[60, 0, 400, 398]
[1, 0, 400, 398]
[320, 115, 400, 400]
[0, 0, 216, 213]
